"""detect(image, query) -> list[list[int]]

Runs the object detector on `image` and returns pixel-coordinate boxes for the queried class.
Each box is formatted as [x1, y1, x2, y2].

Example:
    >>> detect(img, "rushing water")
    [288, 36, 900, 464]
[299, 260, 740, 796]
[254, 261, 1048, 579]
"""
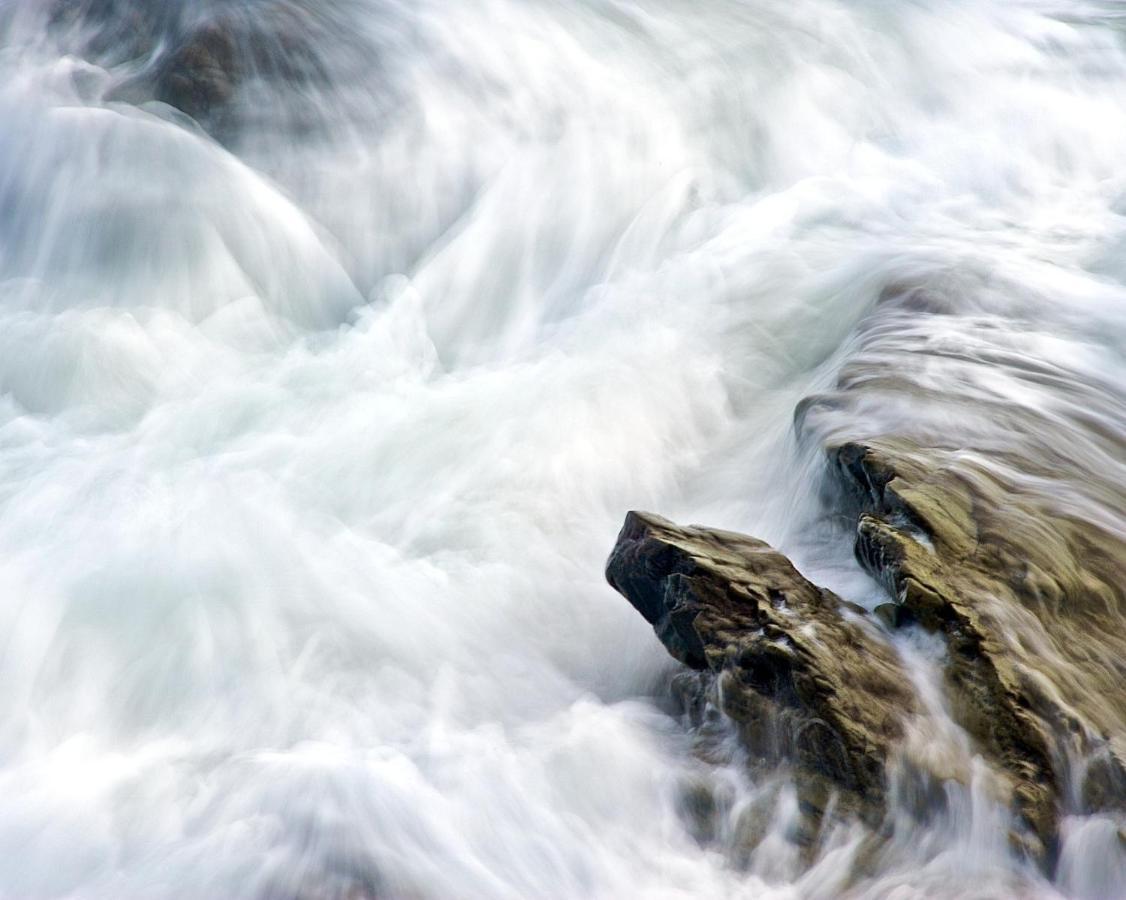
[1, 1, 1125, 897]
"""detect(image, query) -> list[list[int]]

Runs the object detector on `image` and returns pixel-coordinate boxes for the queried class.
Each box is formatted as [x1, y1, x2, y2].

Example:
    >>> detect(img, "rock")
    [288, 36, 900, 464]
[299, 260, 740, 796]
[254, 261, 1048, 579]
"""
[606, 511, 917, 832]
[795, 273, 1126, 866]
[826, 438, 1126, 863]
[52, 1, 341, 140]
[609, 272, 1126, 872]
[152, 20, 239, 127]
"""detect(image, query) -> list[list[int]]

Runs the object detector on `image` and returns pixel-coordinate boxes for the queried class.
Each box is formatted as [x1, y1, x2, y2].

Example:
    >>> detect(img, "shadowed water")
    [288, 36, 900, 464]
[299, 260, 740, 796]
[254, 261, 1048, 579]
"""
[0, 1, 1123, 897]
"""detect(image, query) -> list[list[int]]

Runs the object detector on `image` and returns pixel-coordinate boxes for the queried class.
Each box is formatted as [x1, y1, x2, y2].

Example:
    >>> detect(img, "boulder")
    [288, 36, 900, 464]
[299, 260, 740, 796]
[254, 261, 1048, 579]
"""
[151, 20, 239, 126]
[606, 511, 916, 833]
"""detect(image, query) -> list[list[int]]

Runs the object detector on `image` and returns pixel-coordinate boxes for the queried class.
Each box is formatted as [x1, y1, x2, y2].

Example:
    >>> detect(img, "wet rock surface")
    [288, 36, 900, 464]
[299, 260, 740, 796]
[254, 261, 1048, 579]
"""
[800, 275, 1126, 864]
[826, 438, 1126, 862]
[609, 272, 1126, 871]
[606, 511, 916, 832]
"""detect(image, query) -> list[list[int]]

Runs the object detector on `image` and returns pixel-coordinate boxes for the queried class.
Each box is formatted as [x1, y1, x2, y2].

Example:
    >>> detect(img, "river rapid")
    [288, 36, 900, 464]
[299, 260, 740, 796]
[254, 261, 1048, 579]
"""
[0, 1, 1124, 897]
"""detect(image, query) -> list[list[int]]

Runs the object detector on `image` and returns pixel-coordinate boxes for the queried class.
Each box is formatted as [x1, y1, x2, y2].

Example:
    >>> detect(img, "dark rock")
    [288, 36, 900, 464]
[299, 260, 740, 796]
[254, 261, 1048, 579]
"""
[606, 511, 917, 830]
[152, 20, 239, 126]
[676, 775, 733, 847]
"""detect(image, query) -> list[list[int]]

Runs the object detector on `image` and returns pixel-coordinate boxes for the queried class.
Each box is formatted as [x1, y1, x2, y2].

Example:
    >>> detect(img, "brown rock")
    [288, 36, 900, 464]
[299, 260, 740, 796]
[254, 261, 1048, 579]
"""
[606, 511, 916, 831]
[610, 272, 1126, 871]
[827, 438, 1126, 862]
[795, 273, 1126, 866]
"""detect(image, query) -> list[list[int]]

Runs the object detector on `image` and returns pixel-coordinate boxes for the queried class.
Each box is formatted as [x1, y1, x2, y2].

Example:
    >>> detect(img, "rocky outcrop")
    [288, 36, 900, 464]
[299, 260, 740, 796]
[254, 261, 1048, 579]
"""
[606, 511, 916, 832]
[608, 272, 1126, 871]
[826, 438, 1126, 861]
[150, 19, 240, 127]
[796, 275, 1126, 864]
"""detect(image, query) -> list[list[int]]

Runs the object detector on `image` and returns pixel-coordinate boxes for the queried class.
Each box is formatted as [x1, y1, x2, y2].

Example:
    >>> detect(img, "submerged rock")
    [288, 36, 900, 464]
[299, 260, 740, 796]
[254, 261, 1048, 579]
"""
[50, 1, 345, 140]
[606, 511, 916, 831]
[146, 4, 331, 134]
[151, 20, 240, 127]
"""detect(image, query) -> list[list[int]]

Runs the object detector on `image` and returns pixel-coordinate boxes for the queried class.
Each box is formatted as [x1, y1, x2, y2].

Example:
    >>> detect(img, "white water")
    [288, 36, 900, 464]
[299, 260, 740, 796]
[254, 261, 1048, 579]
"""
[1, 1, 1124, 897]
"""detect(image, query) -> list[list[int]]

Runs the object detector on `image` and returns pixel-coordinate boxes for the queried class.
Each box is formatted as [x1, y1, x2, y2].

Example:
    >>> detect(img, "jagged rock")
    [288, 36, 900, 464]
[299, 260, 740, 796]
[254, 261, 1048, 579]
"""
[610, 273, 1126, 871]
[606, 511, 916, 831]
[826, 438, 1126, 862]
[795, 273, 1126, 866]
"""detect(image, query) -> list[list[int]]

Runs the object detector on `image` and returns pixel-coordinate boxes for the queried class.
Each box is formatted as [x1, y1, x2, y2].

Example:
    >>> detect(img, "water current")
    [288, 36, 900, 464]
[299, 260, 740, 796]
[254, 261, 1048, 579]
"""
[1, 1, 1124, 897]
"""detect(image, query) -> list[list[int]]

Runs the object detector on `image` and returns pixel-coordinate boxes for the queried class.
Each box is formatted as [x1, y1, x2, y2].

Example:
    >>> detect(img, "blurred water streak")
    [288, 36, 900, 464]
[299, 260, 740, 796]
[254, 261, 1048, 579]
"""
[0, 1, 1123, 897]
